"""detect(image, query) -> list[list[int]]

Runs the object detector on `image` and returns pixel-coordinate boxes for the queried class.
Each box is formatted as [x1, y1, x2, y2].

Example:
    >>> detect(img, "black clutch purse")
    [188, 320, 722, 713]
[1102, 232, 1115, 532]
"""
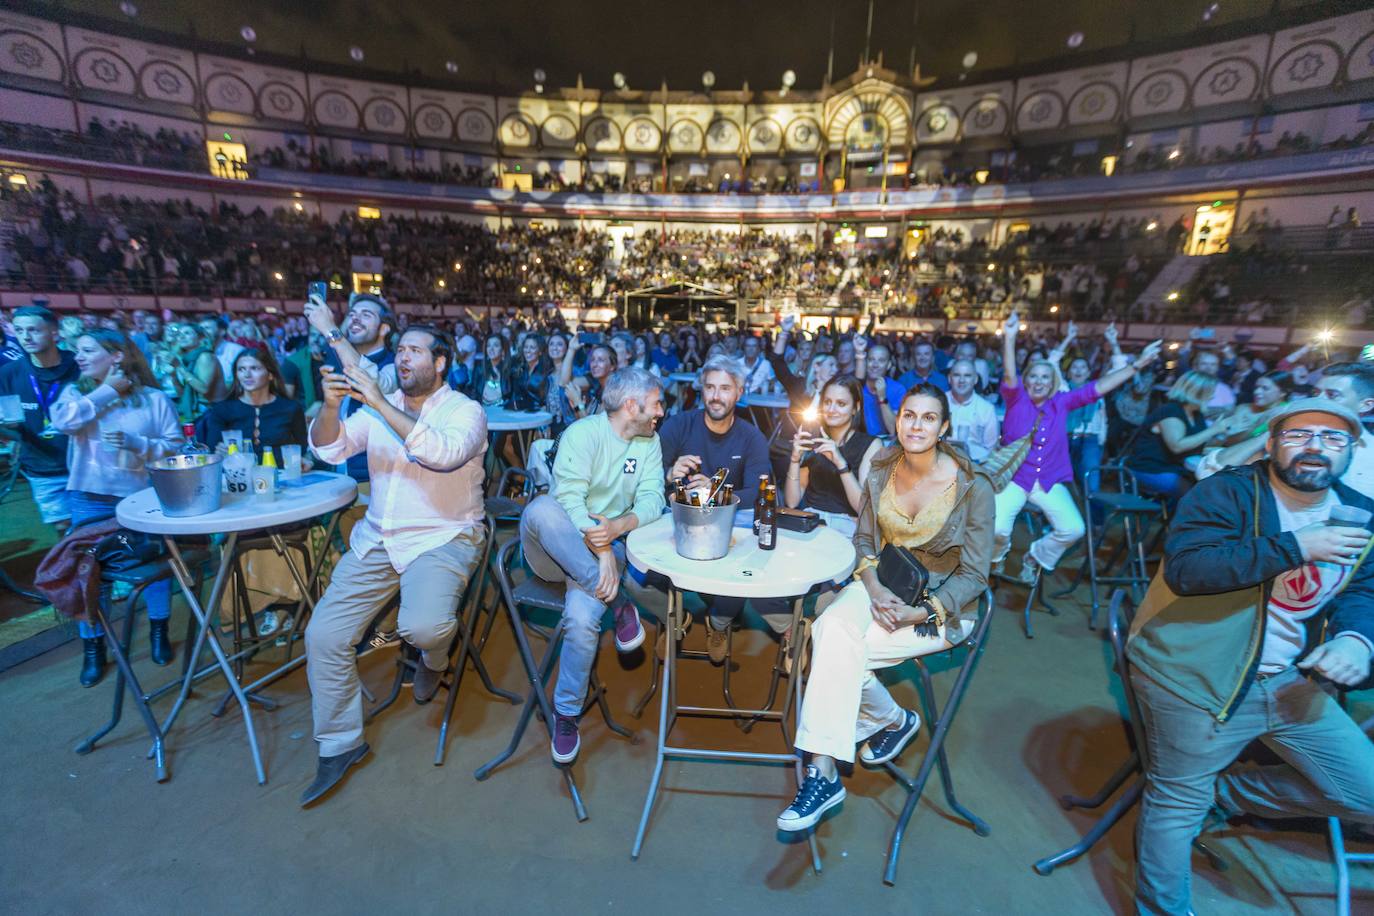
[877, 544, 929, 605]
[877, 544, 941, 637]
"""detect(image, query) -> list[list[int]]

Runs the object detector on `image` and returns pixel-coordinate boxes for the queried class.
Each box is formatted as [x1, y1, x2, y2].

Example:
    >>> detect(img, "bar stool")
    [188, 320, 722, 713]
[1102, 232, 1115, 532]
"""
[74, 548, 212, 782]
[882, 589, 996, 885]
[1032, 589, 1225, 876]
[474, 536, 652, 821]
[364, 518, 521, 765]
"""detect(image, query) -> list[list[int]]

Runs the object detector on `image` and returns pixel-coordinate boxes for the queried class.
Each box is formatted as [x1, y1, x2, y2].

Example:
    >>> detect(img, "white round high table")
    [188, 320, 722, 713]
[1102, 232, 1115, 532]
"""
[738, 391, 791, 440]
[117, 471, 357, 784]
[738, 392, 790, 410]
[483, 406, 553, 432]
[626, 514, 855, 871]
[483, 406, 553, 476]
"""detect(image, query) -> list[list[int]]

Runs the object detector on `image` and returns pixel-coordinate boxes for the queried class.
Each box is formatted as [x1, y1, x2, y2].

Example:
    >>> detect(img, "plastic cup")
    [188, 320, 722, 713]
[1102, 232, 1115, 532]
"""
[251, 465, 278, 501]
[281, 444, 302, 481]
[0, 395, 22, 423]
[1328, 504, 1373, 529]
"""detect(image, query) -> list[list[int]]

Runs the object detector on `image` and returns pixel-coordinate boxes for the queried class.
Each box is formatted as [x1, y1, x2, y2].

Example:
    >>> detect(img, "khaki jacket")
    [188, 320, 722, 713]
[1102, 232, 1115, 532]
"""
[853, 441, 995, 643]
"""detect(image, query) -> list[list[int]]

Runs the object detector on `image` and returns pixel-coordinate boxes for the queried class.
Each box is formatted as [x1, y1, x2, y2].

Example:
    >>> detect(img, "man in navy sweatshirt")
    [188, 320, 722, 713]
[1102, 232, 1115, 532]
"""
[658, 354, 790, 663]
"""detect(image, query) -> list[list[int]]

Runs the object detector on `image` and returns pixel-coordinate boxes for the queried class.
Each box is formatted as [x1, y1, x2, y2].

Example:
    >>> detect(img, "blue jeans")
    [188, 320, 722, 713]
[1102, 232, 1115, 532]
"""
[1132, 668, 1374, 914]
[69, 491, 170, 639]
[519, 494, 629, 717]
[1132, 470, 1187, 509]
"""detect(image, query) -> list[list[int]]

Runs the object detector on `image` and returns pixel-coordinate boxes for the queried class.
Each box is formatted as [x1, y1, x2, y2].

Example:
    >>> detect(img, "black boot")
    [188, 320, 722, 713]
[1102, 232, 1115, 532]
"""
[79, 637, 107, 688]
[149, 618, 173, 667]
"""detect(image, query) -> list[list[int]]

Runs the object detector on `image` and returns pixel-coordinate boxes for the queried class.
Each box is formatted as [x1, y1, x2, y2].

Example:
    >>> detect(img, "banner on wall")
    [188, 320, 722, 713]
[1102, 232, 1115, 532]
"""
[799, 162, 818, 177]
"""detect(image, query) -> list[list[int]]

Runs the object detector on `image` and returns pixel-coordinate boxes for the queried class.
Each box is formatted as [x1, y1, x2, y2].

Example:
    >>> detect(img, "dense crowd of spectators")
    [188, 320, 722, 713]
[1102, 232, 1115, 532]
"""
[1, 175, 1183, 320]
[3, 167, 1370, 328]
[4, 119, 1373, 199]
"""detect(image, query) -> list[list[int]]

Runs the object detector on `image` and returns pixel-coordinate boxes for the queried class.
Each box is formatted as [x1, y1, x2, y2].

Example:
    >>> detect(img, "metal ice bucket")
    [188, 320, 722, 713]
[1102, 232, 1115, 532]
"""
[671, 497, 739, 561]
[148, 453, 224, 517]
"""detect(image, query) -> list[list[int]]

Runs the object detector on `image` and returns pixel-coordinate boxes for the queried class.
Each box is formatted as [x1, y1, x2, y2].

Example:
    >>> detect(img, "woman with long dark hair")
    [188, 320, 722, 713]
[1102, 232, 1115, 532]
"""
[778, 384, 993, 832]
[49, 330, 183, 686]
[507, 332, 554, 412]
[200, 346, 308, 462]
[782, 374, 882, 530]
[468, 335, 510, 407]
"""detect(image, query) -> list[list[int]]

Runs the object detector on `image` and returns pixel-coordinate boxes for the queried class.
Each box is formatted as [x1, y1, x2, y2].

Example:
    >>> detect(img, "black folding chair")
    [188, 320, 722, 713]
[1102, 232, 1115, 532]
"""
[1331, 707, 1374, 915]
[883, 589, 995, 885]
[1032, 589, 1224, 876]
[1053, 464, 1163, 629]
[74, 549, 211, 782]
[474, 536, 651, 821]
[364, 518, 521, 765]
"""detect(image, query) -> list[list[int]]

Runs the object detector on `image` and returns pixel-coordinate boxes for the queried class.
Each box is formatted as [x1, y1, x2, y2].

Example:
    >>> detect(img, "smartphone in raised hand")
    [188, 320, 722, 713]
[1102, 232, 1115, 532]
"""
[308, 280, 328, 304]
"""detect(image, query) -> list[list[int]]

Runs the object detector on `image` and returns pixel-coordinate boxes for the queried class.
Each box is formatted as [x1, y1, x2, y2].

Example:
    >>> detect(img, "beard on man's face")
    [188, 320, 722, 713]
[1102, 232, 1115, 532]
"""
[704, 397, 732, 421]
[1275, 449, 1342, 492]
[399, 363, 438, 396]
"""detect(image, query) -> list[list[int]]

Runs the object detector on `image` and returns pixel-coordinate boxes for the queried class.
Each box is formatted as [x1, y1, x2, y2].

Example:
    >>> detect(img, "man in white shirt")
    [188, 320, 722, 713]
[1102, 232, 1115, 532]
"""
[300, 325, 488, 806]
[946, 359, 999, 462]
[741, 335, 777, 394]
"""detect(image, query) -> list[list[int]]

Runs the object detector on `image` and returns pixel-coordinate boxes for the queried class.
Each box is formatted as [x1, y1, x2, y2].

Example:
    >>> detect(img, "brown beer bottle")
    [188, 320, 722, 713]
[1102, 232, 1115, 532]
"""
[754, 474, 770, 534]
[758, 488, 777, 550]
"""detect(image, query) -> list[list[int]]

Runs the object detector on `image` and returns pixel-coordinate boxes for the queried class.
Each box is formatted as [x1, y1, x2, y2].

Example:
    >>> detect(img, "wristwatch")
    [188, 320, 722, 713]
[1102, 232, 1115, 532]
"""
[326, 328, 343, 344]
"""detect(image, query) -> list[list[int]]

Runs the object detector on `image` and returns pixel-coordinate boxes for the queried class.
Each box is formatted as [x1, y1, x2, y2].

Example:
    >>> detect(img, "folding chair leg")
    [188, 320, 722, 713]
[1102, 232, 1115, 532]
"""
[737, 599, 804, 734]
[474, 599, 590, 821]
[884, 622, 993, 886]
[365, 647, 412, 723]
[917, 662, 989, 837]
[632, 616, 664, 718]
[75, 584, 139, 755]
[1032, 778, 1144, 876]
[81, 596, 169, 781]
[1062, 752, 1140, 810]
[587, 669, 636, 741]
[1332, 817, 1352, 916]
[436, 591, 521, 767]
[475, 627, 559, 779]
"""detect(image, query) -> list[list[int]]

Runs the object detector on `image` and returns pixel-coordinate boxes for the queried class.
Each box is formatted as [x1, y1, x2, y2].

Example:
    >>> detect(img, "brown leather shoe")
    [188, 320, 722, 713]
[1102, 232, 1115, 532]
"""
[705, 619, 729, 665]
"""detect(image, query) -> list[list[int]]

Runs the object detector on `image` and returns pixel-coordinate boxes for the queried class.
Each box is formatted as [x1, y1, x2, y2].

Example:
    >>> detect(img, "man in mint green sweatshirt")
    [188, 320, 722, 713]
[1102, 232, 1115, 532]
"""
[519, 366, 666, 764]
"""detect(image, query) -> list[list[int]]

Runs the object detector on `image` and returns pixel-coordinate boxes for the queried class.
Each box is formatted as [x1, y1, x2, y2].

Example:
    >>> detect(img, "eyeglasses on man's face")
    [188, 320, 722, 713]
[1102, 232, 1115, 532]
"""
[1277, 428, 1355, 450]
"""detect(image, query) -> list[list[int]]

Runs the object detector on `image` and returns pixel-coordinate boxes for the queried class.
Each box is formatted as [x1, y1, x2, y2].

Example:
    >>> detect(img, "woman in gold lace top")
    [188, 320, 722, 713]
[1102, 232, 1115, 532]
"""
[778, 384, 994, 832]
